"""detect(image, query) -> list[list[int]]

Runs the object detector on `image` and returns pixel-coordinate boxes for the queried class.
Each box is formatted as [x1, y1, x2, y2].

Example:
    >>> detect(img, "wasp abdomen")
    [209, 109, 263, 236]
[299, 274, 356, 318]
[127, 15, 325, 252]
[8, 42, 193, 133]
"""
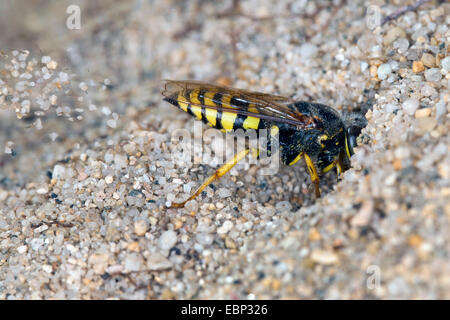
[164, 89, 265, 133]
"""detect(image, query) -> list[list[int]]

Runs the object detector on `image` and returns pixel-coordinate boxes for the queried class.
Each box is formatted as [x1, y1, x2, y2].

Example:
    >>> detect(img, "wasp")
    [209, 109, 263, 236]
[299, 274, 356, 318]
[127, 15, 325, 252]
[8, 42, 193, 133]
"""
[162, 80, 366, 208]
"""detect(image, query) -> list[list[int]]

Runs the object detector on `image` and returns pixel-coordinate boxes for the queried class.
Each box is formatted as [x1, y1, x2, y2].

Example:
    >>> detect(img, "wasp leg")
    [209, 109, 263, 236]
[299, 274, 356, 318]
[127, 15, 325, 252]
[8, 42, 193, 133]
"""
[322, 159, 343, 180]
[336, 160, 343, 178]
[171, 148, 251, 208]
[304, 153, 321, 198]
[322, 161, 337, 174]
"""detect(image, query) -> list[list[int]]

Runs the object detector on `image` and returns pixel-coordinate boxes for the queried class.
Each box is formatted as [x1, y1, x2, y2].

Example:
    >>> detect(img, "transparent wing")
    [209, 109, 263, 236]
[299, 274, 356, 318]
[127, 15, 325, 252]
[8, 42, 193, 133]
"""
[161, 80, 321, 129]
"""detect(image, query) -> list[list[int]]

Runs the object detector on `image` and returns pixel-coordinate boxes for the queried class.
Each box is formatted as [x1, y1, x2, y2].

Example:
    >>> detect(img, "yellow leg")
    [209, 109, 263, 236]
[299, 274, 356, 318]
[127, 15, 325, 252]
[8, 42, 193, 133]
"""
[322, 158, 343, 178]
[336, 161, 343, 177]
[322, 161, 336, 174]
[304, 153, 321, 198]
[322, 152, 347, 182]
[171, 148, 251, 208]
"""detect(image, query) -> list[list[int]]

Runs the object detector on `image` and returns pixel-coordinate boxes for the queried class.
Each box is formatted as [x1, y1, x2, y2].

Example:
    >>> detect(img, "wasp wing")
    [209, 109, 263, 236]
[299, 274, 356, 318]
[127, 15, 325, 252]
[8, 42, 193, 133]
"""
[161, 80, 320, 129]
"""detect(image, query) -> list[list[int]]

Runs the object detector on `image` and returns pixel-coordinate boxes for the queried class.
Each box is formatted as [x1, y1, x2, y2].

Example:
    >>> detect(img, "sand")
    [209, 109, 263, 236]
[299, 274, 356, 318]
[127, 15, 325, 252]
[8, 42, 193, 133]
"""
[0, 0, 449, 299]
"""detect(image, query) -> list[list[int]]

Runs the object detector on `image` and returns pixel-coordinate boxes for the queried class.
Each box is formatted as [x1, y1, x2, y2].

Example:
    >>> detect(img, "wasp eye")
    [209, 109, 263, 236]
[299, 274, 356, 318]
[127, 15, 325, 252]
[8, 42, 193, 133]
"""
[349, 134, 357, 153]
[347, 126, 363, 155]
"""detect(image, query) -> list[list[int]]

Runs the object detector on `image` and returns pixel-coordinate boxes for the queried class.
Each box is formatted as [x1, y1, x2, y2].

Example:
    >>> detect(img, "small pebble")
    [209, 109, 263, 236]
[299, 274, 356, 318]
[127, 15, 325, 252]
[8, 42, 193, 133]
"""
[440, 57, 450, 73]
[217, 220, 233, 235]
[383, 27, 406, 45]
[41, 56, 51, 64]
[52, 165, 66, 179]
[196, 233, 214, 245]
[377, 63, 392, 80]
[424, 68, 441, 82]
[435, 101, 446, 119]
[402, 98, 419, 115]
[107, 119, 117, 128]
[147, 253, 172, 271]
[134, 220, 148, 236]
[17, 245, 27, 254]
[46, 60, 57, 69]
[159, 230, 177, 250]
[42, 265, 53, 273]
[217, 188, 232, 198]
[124, 253, 142, 272]
[79, 82, 88, 91]
[275, 201, 292, 212]
[105, 175, 114, 184]
[415, 108, 431, 118]
[225, 237, 237, 249]
[36, 185, 49, 194]
[299, 43, 318, 59]
[311, 249, 339, 265]
[351, 200, 373, 227]
[59, 72, 68, 82]
[4, 141, 15, 155]
[0, 2, 448, 301]
[421, 53, 435, 68]
[412, 61, 424, 73]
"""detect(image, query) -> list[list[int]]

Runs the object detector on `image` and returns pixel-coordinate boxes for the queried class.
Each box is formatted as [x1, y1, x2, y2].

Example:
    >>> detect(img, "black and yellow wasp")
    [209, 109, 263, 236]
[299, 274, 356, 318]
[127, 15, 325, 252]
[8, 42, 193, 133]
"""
[162, 80, 366, 208]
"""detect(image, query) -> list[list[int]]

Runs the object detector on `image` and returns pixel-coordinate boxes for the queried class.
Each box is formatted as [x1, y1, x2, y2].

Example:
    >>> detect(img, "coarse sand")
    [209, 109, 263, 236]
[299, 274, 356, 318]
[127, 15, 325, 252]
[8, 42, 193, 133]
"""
[0, 0, 449, 299]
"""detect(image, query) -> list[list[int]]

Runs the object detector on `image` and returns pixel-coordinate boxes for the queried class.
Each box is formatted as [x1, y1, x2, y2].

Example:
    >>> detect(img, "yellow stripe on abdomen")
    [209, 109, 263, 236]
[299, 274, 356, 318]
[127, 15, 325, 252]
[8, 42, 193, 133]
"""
[189, 89, 202, 105]
[190, 105, 203, 120]
[177, 92, 189, 112]
[220, 95, 236, 131]
[205, 108, 217, 127]
[248, 103, 258, 114]
[202, 90, 218, 127]
[270, 125, 279, 137]
[203, 91, 217, 107]
[221, 112, 237, 131]
[242, 116, 260, 130]
[186, 89, 203, 120]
